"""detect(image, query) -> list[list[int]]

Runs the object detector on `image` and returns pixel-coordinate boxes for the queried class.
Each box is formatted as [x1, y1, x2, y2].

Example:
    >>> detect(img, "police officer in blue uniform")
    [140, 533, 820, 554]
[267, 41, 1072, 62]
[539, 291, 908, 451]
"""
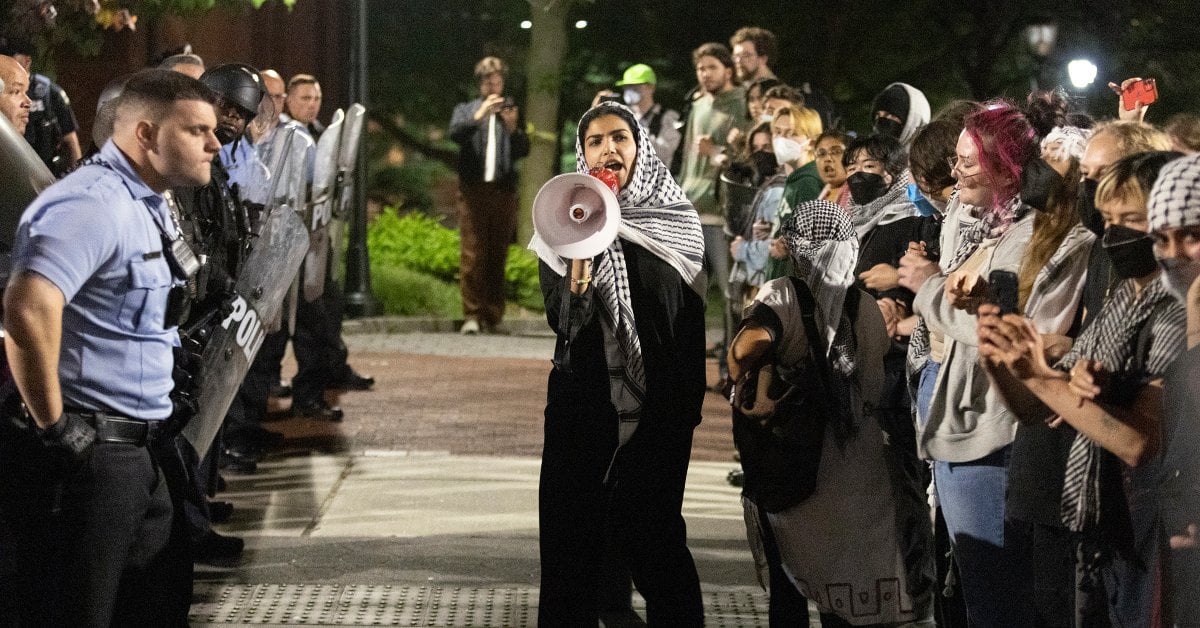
[0, 69, 219, 626]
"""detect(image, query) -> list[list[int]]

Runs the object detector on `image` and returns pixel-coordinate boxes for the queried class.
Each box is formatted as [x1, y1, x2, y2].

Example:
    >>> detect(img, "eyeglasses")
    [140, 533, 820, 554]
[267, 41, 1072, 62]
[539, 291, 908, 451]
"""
[815, 146, 845, 160]
[947, 155, 979, 172]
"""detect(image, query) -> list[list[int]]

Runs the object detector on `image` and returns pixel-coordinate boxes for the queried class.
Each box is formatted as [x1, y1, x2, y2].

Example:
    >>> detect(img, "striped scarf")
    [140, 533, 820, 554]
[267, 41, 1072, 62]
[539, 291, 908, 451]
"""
[531, 102, 705, 446]
[1057, 279, 1185, 531]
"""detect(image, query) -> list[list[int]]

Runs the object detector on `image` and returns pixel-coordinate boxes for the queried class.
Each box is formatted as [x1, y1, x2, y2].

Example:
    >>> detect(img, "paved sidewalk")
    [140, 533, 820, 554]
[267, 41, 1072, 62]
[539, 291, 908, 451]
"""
[190, 331, 782, 626]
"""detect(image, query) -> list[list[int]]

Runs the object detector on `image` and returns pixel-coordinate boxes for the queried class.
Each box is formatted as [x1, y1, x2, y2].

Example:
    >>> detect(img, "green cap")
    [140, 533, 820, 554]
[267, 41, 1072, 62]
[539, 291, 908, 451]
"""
[615, 64, 656, 86]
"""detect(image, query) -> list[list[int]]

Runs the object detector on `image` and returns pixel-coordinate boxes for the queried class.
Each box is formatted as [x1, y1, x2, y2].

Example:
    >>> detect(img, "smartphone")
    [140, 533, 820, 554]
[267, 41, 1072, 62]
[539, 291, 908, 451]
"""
[501, 96, 517, 109]
[988, 270, 1019, 315]
[1122, 78, 1158, 111]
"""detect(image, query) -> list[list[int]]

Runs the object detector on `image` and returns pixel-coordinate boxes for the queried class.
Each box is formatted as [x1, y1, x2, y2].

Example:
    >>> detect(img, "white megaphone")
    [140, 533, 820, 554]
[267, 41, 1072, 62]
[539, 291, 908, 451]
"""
[532, 173, 620, 259]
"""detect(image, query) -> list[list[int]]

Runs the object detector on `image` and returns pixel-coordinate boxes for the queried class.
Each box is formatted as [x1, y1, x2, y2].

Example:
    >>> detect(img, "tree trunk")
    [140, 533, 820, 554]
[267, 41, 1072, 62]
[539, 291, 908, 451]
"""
[517, 0, 571, 247]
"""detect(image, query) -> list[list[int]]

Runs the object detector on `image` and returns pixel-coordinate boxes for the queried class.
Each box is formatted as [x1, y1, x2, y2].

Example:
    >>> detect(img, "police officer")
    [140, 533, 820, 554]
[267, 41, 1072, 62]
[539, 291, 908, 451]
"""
[0, 69, 218, 626]
[2, 40, 82, 176]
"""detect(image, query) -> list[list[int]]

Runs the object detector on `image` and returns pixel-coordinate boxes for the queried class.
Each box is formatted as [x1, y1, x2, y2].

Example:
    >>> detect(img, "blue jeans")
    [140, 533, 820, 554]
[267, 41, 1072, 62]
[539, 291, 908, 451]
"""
[934, 447, 1031, 627]
[916, 360, 940, 430]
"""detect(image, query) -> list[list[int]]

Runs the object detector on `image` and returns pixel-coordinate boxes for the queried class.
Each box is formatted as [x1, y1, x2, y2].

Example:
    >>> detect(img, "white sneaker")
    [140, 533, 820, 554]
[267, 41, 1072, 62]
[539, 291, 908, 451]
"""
[460, 318, 480, 335]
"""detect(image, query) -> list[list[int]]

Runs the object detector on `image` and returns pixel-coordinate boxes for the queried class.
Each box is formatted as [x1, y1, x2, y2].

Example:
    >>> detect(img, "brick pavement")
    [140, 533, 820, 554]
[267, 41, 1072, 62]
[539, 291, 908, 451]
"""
[269, 352, 738, 463]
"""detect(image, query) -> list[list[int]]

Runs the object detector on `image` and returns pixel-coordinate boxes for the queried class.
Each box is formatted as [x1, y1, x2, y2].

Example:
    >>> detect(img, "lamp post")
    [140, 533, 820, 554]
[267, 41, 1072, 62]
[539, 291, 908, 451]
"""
[344, 0, 379, 317]
[1025, 22, 1058, 91]
[1068, 59, 1098, 90]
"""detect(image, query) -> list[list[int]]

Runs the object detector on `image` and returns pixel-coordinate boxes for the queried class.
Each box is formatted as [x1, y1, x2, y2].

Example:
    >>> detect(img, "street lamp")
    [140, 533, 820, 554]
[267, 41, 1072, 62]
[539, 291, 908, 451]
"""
[1068, 59, 1098, 90]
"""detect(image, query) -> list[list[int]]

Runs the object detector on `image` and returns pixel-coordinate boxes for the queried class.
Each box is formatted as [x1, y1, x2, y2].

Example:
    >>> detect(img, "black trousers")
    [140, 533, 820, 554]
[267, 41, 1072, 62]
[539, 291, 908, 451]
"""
[0, 429, 190, 627]
[292, 261, 350, 406]
[538, 376, 703, 626]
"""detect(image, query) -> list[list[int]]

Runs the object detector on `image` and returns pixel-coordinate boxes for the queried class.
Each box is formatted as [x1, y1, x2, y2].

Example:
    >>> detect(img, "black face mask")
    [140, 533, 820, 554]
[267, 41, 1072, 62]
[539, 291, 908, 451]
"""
[847, 171, 889, 205]
[1103, 224, 1159, 279]
[873, 116, 904, 140]
[1077, 178, 1105, 236]
[749, 150, 778, 181]
[1020, 158, 1062, 212]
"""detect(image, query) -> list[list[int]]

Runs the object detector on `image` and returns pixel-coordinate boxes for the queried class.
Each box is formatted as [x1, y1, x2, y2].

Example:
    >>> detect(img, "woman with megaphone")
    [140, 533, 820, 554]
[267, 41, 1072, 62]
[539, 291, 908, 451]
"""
[529, 101, 708, 626]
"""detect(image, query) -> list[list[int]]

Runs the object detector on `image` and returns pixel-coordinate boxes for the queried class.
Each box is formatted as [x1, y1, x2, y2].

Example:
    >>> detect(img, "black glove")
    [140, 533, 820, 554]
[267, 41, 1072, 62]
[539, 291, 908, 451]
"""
[37, 412, 96, 468]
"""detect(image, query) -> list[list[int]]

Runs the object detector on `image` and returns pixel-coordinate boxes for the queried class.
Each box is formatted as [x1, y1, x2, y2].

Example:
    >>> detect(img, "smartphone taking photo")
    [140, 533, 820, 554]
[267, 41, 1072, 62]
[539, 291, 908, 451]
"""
[988, 270, 1019, 316]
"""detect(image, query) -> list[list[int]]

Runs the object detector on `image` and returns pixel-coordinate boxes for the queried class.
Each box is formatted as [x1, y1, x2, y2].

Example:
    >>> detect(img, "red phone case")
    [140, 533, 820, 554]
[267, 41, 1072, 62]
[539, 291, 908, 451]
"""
[1122, 79, 1158, 111]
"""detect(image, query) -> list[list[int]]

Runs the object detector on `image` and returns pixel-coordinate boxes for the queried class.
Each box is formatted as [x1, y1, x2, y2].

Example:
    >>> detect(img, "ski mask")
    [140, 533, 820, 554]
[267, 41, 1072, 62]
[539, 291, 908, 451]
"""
[622, 88, 642, 107]
[772, 136, 808, 165]
[749, 150, 779, 180]
[847, 171, 889, 205]
[1077, 178, 1105, 236]
[1103, 224, 1159, 279]
[873, 115, 904, 141]
[1158, 257, 1200, 302]
[1020, 158, 1062, 212]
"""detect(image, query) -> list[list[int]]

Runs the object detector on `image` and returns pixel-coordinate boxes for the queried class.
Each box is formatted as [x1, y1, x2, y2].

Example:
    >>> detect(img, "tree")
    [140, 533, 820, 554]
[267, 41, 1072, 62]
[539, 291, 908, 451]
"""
[517, 0, 572, 245]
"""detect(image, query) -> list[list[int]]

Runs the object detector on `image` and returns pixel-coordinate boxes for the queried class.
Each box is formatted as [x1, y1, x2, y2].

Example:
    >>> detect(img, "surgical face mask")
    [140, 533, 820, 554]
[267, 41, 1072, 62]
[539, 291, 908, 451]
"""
[847, 171, 889, 205]
[873, 116, 903, 141]
[1077, 178, 1104, 237]
[759, 112, 773, 124]
[1103, 224, 1158, 279]
[1158, 257, 1200, 302]
[622, 88, 642, 106]
[907, 182, 940, 217]
[1020, 157, 1062, 212]
[772, 136, 806, 165]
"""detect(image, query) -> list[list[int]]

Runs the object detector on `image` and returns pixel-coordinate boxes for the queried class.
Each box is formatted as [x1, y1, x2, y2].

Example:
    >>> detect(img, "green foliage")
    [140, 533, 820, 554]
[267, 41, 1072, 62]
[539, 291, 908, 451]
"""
[367, 208, 544, 314]
[368, 157, 455, 215]
[370, 264, 462, 318]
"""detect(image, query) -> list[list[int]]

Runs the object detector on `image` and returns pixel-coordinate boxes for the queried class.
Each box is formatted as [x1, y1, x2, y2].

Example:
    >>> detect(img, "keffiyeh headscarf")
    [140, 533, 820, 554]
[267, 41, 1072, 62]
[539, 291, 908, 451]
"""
[1148, 152, 1200, 232]
[1041, 126, 1091, 163]
[529, 102, 706, 447]
[783, 199, 861, 445]
[847, 169, 918, 240]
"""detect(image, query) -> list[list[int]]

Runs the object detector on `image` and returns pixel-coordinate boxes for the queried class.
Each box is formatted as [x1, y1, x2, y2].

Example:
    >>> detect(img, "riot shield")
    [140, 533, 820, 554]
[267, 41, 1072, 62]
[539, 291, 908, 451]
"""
[182, 207, 310, 458]
[303, 108, 345, 302]
[258, 123, 313, 332]
[327, 103, 366, 280]
[0, 113, 55, 253]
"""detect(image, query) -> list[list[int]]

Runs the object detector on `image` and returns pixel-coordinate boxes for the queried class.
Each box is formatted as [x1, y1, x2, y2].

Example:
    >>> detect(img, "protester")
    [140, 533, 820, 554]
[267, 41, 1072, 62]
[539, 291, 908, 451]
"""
[531, 101, 706, 625]
[979, 151, 1185, 625]
[765, 105, 824, 281]
[813, 130, 850, 207]
[729, 199, 934, 625]
[903, 102, 1038, 626]
[870, 82, 931, 145]
[1146, 152, 1200, 624]
[730, 26, 777, 84]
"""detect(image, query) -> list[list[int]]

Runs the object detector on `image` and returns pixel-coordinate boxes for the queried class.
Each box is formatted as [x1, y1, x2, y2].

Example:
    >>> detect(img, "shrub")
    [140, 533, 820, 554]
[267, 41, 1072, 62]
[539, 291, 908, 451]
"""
[367, 207, 544, 314]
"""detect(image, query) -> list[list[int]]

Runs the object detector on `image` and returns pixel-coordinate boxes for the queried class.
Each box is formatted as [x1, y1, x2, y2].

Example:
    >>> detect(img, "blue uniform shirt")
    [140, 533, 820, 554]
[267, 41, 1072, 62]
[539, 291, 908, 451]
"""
[11, 140, 180, 420]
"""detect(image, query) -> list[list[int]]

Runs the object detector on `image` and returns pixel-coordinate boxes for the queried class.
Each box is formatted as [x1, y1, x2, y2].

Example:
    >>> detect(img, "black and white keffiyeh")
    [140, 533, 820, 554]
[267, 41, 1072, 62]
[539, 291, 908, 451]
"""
[847, 170, 917, 241]
[1057, 280, 1186, 532]
[530, 102, 705, 446]
[782, 199, 862, 445]
[1148, 152, 1200, 232]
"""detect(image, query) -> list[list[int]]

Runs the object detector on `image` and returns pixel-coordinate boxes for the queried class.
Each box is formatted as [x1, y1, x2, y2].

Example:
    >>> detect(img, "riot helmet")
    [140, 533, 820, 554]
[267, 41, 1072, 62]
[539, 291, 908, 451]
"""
[200, 63, 265, 120]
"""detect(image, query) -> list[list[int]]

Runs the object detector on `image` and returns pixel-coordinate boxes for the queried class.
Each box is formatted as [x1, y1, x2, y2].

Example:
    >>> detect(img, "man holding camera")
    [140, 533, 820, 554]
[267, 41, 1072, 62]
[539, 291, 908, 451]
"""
[449, 56, 529, 335]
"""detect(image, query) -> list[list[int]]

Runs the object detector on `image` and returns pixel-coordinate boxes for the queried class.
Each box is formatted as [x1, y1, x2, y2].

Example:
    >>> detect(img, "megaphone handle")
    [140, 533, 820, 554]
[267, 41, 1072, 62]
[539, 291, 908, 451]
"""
[569, 258, 593, 295]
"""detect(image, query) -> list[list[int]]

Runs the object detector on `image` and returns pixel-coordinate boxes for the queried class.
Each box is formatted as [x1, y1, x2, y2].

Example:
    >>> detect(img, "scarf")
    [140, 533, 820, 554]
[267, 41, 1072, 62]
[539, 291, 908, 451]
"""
[530, 102, 705, 446]
[906, 191, 1020, 376]
[783, 199, 861, 445]
[1059, 280, 1185, 532]
[847, 170, 918, 241]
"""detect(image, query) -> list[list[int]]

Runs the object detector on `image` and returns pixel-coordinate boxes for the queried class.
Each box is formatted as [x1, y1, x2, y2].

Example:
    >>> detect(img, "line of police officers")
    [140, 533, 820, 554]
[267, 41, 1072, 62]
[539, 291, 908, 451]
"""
[0, 59, 353, 625]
